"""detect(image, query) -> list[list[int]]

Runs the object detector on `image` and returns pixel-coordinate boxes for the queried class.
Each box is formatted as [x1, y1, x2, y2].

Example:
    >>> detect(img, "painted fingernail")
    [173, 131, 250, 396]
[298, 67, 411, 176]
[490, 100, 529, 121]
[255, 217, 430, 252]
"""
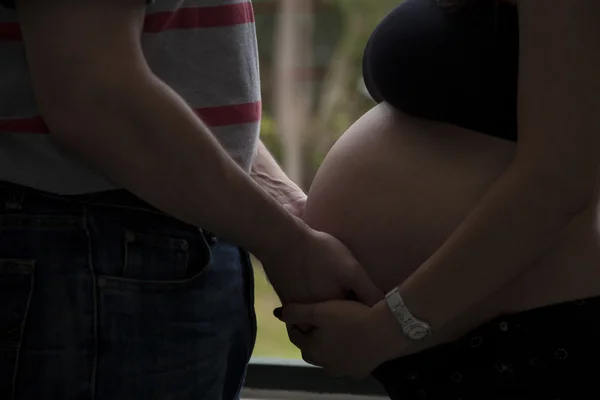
[273, 307, 283, 320]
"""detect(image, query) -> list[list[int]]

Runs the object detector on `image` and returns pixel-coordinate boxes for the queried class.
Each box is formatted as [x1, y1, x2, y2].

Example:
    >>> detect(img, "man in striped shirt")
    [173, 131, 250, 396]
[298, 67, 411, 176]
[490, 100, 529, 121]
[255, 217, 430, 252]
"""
[0, 0, 381, 398]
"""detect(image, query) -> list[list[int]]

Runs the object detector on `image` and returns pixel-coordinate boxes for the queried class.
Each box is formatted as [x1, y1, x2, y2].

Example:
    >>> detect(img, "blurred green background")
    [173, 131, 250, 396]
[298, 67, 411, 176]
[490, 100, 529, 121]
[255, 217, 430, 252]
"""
[251, 0, 399, 359]
[252, 260, 300, 359]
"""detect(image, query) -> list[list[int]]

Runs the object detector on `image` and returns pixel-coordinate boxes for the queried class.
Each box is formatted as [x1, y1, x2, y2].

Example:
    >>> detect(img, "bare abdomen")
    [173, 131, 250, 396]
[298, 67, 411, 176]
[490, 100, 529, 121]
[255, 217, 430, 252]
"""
[303, 103, 600, 327]
[304, 103, 515, 291]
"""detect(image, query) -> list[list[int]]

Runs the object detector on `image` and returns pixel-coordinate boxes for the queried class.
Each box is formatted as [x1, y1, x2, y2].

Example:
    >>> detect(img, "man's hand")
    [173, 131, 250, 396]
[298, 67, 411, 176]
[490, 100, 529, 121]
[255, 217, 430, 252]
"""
[277, 300, 407, 380]
[280, 191, 306, 219]
[251, 141, 307, 219]
[260, 228, 383, 306]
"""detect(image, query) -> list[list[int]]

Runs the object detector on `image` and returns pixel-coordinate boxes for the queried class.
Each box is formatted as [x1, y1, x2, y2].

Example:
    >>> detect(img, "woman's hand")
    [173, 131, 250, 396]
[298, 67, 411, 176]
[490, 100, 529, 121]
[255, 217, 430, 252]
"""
[277, 300, 407, 379]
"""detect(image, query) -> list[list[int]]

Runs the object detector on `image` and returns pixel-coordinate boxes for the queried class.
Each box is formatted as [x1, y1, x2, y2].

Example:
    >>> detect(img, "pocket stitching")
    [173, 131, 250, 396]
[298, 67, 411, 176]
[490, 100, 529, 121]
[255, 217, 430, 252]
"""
[0, 259, 35, 275]
[0, 259, 35, 400]
[0, 215, 84, 231]
[122, 230, 191, 281]
[97, 266, 208, 291]
[124, 230, 190, 251]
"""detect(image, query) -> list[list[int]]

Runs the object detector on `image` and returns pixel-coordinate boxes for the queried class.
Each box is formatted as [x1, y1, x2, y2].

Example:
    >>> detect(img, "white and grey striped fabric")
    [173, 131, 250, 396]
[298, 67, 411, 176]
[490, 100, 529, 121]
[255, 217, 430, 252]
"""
[0, 0, 261, 194]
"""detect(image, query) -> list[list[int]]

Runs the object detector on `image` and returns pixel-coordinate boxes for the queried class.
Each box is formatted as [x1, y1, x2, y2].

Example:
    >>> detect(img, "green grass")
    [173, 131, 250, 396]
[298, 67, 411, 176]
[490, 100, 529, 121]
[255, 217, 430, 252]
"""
[251, 258, 301, 359]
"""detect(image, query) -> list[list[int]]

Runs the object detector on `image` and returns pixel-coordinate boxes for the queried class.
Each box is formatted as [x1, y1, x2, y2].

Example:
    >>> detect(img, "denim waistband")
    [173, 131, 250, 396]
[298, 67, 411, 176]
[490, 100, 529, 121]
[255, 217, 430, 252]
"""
[0, 181, 216, 241]
[0, 181, 159, 213]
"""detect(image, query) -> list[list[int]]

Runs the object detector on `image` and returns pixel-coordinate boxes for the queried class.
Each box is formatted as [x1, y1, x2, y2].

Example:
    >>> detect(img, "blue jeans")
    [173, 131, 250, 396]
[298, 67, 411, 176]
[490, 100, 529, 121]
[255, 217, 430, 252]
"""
[0, 183, 256, 399]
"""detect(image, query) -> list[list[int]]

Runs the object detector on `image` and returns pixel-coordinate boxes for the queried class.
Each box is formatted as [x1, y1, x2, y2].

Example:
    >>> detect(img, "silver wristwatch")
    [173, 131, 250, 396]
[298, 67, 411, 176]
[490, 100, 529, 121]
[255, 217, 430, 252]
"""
[385, 286, 432, 340]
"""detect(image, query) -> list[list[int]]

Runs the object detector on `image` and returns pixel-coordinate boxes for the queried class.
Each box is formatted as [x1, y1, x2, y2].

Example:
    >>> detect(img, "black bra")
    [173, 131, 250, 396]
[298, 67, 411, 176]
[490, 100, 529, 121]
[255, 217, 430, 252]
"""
[363, 0, 519, 142]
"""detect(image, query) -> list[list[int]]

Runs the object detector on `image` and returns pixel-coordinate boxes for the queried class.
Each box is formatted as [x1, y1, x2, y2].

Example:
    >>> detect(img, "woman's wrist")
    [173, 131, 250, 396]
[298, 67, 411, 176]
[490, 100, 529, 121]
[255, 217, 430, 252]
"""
[367, 300, 410, 363]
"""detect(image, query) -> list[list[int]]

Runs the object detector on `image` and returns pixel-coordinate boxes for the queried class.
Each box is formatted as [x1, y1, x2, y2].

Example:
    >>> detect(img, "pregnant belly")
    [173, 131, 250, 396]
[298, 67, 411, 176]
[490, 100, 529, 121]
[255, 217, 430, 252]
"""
[303, 103, 600, 341]
[304, 103, 516, 292]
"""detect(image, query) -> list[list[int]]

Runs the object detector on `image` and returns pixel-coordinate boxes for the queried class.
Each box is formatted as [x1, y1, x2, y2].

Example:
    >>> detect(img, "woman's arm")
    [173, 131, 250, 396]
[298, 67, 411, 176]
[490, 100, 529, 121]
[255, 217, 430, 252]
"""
[372, 0, 600, 351]
[276, 1, 600, 377]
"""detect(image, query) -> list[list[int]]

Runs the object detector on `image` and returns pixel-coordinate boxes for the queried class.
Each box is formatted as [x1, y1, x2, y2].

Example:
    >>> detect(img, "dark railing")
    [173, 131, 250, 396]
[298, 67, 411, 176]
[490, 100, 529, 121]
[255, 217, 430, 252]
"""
[244, 358, 387, 396]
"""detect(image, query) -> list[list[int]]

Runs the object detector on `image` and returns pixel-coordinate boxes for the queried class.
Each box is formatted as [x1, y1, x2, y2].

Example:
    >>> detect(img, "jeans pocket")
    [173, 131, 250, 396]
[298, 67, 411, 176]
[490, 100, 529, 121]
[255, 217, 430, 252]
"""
[95, 241, 250, 399]
[0, 259, 34, 400]
[119, 229, 211, 285]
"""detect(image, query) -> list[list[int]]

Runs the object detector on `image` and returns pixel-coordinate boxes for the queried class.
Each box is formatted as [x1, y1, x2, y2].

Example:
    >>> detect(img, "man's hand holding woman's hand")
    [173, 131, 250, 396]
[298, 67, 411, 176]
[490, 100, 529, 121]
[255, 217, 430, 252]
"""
[260, 227, 383, 306]
[253, 177, 387, 377]
[275, 300, 408, 380]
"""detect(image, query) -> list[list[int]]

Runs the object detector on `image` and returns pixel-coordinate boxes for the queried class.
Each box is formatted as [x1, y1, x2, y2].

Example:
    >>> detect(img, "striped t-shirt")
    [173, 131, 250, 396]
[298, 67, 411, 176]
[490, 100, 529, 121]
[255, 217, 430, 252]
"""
[0, 0, 261, 194]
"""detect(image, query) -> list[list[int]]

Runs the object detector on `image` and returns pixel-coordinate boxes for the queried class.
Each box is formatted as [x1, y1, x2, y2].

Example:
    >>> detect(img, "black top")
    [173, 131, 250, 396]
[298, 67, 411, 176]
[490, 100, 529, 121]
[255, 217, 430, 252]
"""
[363, 0, 519, 141]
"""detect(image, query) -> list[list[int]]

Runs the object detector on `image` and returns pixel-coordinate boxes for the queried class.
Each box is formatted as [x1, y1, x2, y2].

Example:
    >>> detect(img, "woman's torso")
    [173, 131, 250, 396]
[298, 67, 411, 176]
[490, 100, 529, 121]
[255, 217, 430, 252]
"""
[303, 103, 600, 345]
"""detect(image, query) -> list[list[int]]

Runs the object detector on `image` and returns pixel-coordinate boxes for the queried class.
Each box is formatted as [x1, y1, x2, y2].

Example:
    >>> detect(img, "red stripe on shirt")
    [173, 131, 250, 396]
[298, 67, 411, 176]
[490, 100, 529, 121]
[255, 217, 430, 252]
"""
[0, 22, 21, 41]
[0, 101, 261, 134]
[0, 2, 255, 41]
[144, 2, 255, 33]
[0, 115, 48, 133]
[194, 101, 261, 127]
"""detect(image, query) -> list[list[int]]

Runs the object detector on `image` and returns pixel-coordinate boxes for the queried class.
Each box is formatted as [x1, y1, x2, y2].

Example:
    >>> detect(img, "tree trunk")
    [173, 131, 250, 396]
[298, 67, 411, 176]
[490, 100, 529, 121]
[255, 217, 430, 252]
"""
[273, 0, 314, 186]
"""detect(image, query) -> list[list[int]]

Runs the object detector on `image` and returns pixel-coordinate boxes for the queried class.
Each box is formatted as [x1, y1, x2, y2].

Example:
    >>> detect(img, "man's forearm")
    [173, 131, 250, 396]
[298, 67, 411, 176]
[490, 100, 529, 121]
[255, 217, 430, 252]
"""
[44, 72, 307, 260]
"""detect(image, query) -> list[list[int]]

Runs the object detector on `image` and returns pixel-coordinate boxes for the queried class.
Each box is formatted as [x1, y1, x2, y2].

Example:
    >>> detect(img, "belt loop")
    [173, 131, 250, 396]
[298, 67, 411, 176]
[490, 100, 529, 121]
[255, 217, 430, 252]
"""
[200, 228, 217, 245]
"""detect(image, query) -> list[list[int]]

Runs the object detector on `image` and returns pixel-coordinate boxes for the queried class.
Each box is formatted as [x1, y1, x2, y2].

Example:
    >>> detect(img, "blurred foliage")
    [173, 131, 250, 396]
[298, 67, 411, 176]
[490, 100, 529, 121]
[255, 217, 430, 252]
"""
[306, 0, 399, 145]
[259, 112, 282, 161]
[252, 259, 301, 359]
[259, 0, 400, 186]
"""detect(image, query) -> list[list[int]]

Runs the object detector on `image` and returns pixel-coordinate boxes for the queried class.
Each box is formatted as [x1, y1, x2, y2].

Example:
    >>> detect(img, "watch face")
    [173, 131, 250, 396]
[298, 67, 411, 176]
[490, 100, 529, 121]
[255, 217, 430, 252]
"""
[407, 324, 431, 340]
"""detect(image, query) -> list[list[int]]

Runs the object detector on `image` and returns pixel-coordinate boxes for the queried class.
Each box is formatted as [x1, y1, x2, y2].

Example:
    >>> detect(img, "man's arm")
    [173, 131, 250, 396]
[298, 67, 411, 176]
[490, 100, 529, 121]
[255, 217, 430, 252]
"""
[15, 0, 305, 261]
[251, 141, 307, 219]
